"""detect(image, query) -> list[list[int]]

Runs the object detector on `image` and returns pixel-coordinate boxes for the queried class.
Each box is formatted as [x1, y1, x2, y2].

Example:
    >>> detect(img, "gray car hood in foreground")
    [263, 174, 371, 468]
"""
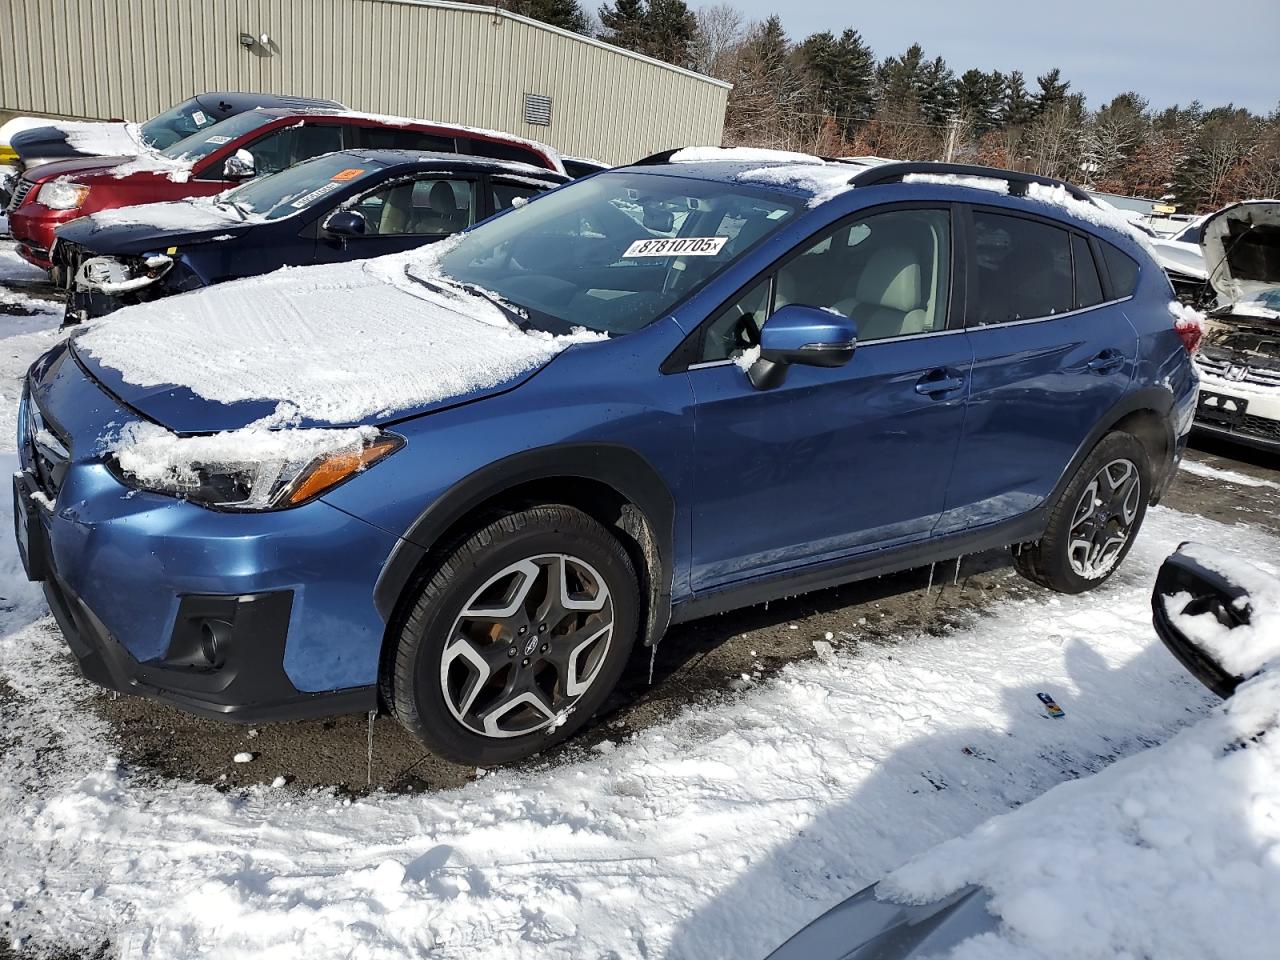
[765, 882, 994, 959]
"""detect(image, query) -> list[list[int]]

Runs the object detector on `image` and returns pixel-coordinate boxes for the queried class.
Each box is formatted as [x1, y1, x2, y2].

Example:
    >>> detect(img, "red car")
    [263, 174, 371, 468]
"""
[6, 108, 564, 272]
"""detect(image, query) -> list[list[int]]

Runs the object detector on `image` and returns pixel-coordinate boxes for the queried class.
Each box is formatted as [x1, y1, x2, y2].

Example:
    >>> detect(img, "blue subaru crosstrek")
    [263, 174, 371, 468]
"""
[15, 155, 1199, 765]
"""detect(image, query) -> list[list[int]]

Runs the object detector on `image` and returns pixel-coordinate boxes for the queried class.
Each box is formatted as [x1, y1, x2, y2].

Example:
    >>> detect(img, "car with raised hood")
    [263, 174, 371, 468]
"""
[764, 541, 1273, 960]
[5, 107, 564, 271]
[1189, 200, 1280, 452]
[53, 149, 569, 321]
[15, 155, 1198, 766]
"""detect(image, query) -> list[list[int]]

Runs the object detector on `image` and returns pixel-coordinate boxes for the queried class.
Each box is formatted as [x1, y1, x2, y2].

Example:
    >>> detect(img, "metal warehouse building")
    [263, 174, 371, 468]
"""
[0, 0, 729, 164]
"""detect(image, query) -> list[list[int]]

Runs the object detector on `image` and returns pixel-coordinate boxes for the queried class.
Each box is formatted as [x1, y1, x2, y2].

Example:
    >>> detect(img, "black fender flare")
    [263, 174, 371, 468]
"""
[372, 442, 676, 648]
[1051, 384, 1179, 510]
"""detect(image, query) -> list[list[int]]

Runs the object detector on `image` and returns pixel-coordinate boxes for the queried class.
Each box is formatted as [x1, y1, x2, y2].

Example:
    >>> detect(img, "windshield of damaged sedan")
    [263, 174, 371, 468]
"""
[218, 153, 386, 220]
[430, 172, 801, 335]
[138, 97, 222, 150]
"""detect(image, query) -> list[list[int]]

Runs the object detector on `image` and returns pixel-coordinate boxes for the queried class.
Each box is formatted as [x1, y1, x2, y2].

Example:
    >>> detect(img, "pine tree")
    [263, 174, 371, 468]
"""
[599, 0, 650, 54]
[507, 0, 589, 33]
[956, 68, 1003, 137]
[598, 0, 698, 68]
[918, 56, 957, 127]
[1033, 67, 1070, 116]
[797, 28, 876, 134]
[1001, 70, 1035, 127]
[724, 16, 810, 149]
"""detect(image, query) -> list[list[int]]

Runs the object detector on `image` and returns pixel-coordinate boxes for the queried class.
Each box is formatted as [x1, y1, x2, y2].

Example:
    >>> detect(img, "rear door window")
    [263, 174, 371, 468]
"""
[1100, 242, 1140, 298]
[492, 180, 544, 211]
[1073, 234, 1105, 309]
[968, 210, 1073, 324]
[359, 127, 454, 153]
[463, 136, 545, 169]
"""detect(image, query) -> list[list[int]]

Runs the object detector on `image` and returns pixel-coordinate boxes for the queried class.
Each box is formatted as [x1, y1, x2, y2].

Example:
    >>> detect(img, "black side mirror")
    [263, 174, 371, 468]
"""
[748, 304, 857, 390]
[324, 210, 368, 238]
[1151, 544, 1252, 699]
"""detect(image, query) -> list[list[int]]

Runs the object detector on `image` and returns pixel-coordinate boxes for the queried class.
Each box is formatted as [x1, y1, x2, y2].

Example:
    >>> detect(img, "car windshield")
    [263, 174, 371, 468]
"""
[138, 97, 222, 150]
[431, 171, 801, 335]
[221, 153, 386, 220]
[159, 109, 277, 162]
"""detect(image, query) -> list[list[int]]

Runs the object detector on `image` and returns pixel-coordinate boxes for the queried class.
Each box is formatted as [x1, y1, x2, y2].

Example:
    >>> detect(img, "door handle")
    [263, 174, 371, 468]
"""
[915, 369, 965, 396]
[1086, 351, 1124, 374]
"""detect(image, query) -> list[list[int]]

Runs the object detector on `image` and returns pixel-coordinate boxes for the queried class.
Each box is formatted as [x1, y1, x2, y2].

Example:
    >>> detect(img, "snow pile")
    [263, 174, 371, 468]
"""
[903, 172, 1010, 194]
[74, 247, 603, 424]
[1232, 299, 1280, 320]
[80, 196, 251, 233]
[1179, 458, 1280, 491]
[1168, 299, 1205, 352]
[884, 552, 1280, 960]
[105, 404, 376, 502]
[1165, 543, 1280, 679]
[669, 146, 823, 165]
[3, 497, 1275, 958]
[59, 121, 143, 158]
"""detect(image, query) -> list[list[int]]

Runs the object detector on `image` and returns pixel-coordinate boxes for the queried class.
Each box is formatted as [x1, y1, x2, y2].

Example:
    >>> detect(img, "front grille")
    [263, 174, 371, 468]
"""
[24, 393, 71, 497]
[1196, 355, 1280, 388]
[6, 176, 34, 213]
[1239, 415, 1280, 442]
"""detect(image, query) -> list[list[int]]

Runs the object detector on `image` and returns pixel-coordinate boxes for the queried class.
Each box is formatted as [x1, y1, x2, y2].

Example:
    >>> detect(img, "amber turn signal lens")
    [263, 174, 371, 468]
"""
[282, 436, 401, 506]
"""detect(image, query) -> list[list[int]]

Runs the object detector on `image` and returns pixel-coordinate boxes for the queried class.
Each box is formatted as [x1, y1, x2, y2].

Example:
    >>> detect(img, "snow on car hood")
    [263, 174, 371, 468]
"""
[57, 196, 255, 254]
[72, 245, 604, 433]
[10, 121, 141, 166]
[1201, 200, 1280, 305]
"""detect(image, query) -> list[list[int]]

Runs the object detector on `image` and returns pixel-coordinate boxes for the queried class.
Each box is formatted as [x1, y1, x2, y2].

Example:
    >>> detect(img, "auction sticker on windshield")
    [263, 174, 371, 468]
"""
[330, 168, 366, 181]
[623, 237, 727, 258]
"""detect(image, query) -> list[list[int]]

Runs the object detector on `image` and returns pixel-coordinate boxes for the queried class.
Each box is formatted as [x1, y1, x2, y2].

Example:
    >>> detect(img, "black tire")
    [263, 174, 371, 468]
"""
[388, 505, 639, 766]
[1013, 432, 1152, 594]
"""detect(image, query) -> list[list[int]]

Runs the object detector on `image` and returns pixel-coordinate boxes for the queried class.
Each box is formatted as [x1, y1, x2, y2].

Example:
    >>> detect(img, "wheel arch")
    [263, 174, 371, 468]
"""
[373, 443, 675, 668]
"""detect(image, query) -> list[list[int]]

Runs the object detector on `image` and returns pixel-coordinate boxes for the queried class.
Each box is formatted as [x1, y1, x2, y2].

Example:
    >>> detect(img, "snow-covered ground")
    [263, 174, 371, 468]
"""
[0, 247, 1277, 958]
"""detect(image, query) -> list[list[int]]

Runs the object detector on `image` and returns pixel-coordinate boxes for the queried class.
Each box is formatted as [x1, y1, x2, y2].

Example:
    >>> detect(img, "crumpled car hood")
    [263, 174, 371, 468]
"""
[1201, 200, 1280, 306]
[69, 252, 598, 434]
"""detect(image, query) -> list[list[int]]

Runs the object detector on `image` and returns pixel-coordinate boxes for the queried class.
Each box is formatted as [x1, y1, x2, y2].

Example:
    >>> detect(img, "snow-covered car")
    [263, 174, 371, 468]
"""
[766, 541, 1276, 959]
[1190, 200, 1280, 452]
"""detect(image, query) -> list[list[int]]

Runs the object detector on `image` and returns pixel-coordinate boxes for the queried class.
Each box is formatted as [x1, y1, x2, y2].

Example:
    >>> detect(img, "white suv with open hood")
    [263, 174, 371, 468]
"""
[1191, 200, 1280, 452]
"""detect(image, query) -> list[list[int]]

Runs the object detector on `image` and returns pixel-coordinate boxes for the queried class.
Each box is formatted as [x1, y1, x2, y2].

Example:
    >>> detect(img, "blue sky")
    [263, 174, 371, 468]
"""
[690, 0, 1279, 114]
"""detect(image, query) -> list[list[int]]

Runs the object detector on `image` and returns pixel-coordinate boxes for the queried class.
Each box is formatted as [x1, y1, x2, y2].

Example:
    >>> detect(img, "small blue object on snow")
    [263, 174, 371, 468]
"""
[1037, 692, 1065, 718]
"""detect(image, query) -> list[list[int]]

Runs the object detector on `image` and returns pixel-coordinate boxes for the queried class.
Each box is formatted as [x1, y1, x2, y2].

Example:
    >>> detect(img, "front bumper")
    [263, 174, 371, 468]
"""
[8, 200, 74, 270]
[1192, 371, 1280, 452]
[17, 350, 403, 719]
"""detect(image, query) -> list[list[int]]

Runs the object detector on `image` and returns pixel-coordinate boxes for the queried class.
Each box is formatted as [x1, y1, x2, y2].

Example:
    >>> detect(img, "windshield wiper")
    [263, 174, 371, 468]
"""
[406, 272, 532, 330]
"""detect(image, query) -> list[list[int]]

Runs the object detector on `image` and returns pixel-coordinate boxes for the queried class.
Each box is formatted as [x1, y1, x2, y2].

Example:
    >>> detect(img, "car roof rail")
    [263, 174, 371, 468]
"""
[849, 162, 1095, 203]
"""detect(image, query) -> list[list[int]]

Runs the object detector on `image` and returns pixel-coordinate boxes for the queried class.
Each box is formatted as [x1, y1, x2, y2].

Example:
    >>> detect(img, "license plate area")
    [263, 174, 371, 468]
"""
[12, 472, 51, 582]
[1197, 391, 1248, 426]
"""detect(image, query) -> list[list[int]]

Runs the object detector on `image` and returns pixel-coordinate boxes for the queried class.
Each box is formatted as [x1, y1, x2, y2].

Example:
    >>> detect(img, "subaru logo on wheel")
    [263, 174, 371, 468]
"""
[524, 635, 539, 656]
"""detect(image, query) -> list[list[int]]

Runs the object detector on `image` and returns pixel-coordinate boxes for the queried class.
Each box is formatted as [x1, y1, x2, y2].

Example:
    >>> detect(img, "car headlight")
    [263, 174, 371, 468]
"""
[106, 429, 403, 511]
[37, 179, 90, 210]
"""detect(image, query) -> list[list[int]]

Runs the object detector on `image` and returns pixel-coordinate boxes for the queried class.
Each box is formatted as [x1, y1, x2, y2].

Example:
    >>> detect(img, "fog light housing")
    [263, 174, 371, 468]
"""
[199, 619, 234, 668]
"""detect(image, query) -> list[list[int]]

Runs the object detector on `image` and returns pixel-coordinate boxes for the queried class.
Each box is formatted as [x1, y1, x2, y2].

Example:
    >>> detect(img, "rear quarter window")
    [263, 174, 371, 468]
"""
[1100, 242, 1140, 298]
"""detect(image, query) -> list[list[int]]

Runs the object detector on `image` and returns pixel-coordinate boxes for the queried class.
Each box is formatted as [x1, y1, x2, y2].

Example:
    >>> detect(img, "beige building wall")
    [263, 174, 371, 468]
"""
[0, 0, 729, 164]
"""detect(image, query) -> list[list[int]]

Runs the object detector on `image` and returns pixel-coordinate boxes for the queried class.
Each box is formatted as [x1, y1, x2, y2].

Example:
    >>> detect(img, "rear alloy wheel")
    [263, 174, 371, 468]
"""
[1013, 431, 1151, 594]
[1066, 459, 1142, 580]
[389, 505, 638, 765]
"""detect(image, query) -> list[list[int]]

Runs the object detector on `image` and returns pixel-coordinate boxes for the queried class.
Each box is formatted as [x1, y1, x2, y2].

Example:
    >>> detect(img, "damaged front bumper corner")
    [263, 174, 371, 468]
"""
[63, 252, 173, 323]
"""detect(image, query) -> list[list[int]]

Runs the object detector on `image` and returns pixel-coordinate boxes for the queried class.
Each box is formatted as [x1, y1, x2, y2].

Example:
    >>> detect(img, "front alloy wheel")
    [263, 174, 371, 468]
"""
[441, 554, 615, 738]
[388, 505, 639, 766]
